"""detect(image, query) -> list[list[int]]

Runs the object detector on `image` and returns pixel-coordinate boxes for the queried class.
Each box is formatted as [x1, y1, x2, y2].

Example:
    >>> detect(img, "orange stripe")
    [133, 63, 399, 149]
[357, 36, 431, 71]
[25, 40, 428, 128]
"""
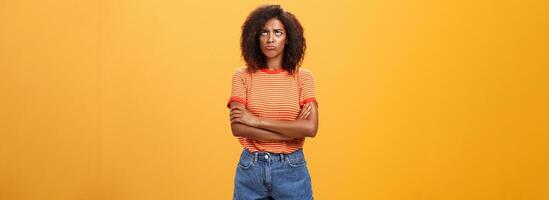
[228, 67, 317, 154]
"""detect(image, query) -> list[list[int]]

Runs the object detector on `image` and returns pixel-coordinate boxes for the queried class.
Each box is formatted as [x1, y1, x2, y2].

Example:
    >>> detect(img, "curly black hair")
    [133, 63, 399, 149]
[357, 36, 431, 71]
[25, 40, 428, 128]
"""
[241, 4, 306, 75]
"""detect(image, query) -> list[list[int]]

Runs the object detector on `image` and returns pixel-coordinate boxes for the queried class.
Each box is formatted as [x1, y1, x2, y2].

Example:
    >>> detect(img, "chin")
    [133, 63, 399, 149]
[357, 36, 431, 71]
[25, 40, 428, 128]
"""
[263, 52, 280, 58]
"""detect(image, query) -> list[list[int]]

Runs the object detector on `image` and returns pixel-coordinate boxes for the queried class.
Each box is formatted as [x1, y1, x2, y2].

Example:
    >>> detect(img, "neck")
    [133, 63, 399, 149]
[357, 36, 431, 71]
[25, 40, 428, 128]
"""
[265, 55, 283, 70]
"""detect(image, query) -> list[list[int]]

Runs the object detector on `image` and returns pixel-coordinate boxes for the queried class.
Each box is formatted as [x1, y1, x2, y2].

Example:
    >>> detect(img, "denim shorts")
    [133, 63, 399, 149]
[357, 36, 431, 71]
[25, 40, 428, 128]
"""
[233, 148, 314, 200]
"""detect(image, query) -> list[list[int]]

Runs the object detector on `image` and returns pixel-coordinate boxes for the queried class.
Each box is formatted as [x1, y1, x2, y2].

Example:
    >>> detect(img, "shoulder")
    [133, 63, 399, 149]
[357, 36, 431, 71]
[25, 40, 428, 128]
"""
[232, 67, 252, 77]
[297, 68, 315, 79]
[233, 67, 247, 74]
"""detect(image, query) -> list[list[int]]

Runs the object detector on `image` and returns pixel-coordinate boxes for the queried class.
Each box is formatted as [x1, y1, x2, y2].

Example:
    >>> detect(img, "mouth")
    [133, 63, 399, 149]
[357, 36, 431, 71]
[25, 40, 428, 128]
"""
[266, 46, 276, 50]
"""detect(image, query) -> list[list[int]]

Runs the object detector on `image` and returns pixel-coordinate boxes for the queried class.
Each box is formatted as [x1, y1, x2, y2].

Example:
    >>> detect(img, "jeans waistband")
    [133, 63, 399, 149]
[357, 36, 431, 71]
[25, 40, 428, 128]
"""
[243, 148, 305, 162]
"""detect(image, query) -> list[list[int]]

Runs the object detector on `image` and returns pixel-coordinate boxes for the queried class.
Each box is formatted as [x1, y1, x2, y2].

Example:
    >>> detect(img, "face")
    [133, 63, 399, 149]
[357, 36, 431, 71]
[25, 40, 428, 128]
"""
[259, 18, 287, 59]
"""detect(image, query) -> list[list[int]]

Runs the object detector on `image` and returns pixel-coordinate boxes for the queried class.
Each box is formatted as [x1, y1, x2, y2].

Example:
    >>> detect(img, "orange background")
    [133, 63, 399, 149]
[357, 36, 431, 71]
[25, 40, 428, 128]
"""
[1, 0, 548, 199]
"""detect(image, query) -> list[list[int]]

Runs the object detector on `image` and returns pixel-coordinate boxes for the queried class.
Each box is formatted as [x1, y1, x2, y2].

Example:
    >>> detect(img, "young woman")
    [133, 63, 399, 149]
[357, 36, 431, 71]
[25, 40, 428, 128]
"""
[227, 4, 319, 200]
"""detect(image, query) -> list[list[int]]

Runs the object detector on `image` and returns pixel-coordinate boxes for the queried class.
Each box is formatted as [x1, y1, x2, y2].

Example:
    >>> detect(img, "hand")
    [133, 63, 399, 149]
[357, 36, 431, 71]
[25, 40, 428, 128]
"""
[296, 103, 312, 120]
[230, 106, 260, 127]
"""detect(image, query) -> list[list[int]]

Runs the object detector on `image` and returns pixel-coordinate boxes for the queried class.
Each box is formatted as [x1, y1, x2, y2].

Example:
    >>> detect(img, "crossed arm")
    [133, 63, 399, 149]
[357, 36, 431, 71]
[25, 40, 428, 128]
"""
[229, 101, 319, 141]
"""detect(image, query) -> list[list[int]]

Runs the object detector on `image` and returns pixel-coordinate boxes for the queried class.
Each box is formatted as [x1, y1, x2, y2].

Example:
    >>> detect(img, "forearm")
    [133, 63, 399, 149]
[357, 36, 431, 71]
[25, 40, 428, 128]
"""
[229, 101, 318, 139]
[256, 118, 314, 138]
[231, 122, 295, 141]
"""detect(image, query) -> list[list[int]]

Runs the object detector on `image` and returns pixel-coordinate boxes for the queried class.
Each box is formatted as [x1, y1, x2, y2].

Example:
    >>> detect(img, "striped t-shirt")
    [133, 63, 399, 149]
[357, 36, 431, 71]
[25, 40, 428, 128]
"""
[227, 67, 318, 154]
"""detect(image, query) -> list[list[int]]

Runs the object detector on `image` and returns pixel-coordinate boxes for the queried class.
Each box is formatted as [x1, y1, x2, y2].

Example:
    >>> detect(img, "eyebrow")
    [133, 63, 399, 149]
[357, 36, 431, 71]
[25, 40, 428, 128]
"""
[261, 28, 285, 32]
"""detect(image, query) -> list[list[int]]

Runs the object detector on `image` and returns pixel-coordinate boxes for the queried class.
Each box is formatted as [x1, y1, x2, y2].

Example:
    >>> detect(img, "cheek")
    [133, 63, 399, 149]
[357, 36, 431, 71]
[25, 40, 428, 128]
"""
[259, 37, 266, 44]
[280, 39, 287, 48]
[281, 37, 287, 45]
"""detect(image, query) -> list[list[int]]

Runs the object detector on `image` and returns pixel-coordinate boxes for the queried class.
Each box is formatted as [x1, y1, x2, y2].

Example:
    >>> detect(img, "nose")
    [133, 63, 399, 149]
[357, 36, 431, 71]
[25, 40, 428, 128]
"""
[267, 33, 275, 43]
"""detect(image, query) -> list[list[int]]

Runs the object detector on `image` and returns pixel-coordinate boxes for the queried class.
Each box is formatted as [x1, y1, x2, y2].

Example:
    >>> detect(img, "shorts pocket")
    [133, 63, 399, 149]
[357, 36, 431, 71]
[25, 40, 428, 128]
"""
[237, 153, 254, 169]
[287, 156, 307, 168]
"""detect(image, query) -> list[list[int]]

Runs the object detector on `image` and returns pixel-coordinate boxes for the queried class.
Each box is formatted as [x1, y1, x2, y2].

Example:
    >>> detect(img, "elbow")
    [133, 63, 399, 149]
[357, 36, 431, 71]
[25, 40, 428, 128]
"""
[307, 132, 317, 138]
[308, 129, 318, 138]
[305, 123, 318, 138]
[231, 123, 242, 137]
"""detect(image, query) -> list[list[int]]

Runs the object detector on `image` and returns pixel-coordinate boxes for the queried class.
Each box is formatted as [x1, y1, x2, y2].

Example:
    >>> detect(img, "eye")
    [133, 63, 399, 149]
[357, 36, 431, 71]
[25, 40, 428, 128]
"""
[260, 31, 268, 36]
[275, 31, 283, 36]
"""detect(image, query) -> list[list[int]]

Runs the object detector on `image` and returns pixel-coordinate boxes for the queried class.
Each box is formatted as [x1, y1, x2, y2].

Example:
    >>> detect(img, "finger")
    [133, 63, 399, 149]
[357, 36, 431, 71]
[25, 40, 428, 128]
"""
[230, 110, 242, 115]
[304, 109, 311, 117]
[236, 107, 248, 114]
[299, 110, 309, 120]
[299, 106, 308, 117]
[297, 109, 304, 118]
[231, 117, 241, 123]
[298, 106, 308, 117]
[300, 103, 308, 112]
[230, 107, 240, 112]
[231, 114, 241, 121]
[231, 110, 243, 117]
[297, 112, 305, 119]
[231, 106, 245, 111]
[299, 104, 310, 117]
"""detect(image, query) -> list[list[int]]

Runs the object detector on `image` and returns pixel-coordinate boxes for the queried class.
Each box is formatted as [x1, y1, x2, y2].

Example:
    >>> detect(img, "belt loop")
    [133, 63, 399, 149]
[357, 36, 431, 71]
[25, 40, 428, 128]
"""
[280, 153, 284, 162]
[253, 152, 258, 163]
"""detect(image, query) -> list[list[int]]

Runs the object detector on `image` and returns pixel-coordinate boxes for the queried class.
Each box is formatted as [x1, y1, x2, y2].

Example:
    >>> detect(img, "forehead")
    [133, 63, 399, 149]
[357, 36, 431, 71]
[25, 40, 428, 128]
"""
[262, 18, 285, 30]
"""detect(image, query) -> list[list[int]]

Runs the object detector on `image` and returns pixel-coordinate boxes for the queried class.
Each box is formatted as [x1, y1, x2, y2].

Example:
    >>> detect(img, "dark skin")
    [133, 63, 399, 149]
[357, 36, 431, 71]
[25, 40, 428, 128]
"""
[229, 17, 319, 141]
[258, 18, 287, 70]
[230, 101, 318, 141]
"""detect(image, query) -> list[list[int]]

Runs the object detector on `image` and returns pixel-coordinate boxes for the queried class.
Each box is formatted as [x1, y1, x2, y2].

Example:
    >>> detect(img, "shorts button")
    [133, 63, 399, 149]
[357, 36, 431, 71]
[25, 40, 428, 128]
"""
[265, 155, 268, 159]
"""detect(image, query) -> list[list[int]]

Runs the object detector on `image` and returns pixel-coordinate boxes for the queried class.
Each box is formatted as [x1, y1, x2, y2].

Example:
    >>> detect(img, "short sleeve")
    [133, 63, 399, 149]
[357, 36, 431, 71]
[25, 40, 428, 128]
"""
[227, 68, 248, 108]
[298, 69, 318, 108]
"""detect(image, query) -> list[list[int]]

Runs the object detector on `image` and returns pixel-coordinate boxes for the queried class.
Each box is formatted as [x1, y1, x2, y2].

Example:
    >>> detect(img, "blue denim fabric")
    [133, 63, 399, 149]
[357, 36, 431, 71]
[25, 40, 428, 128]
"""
[233, 148, 314, 200]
